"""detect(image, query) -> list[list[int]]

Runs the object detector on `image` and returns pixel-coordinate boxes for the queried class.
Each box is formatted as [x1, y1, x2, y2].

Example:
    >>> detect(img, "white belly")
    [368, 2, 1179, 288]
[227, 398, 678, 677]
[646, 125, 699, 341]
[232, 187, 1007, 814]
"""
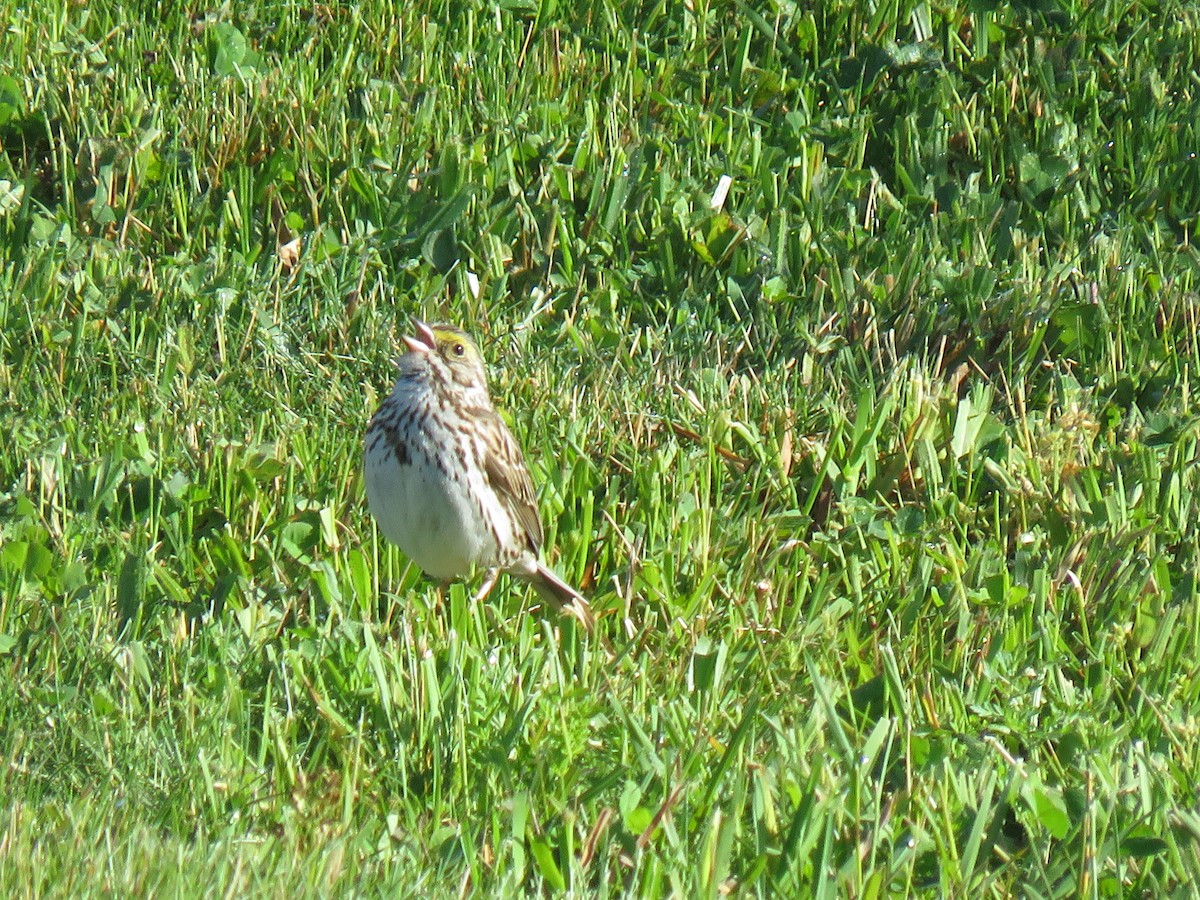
[364, 443, 500, 580]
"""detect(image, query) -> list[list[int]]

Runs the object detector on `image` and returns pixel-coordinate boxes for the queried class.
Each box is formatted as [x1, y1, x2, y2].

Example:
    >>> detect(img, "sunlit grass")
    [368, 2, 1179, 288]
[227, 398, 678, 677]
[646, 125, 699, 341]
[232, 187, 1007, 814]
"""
[2, 0, 1199, 894]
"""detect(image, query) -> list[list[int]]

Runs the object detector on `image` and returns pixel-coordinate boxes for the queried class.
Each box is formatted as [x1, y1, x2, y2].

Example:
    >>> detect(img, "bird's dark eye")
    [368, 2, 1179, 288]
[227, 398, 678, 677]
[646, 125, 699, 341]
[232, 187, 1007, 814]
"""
[452, 343, 465, 357]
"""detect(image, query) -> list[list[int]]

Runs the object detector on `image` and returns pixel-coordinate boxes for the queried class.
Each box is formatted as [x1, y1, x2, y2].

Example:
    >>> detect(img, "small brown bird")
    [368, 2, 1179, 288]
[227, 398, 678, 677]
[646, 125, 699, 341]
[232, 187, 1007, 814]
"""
[364, 321, 593, 629]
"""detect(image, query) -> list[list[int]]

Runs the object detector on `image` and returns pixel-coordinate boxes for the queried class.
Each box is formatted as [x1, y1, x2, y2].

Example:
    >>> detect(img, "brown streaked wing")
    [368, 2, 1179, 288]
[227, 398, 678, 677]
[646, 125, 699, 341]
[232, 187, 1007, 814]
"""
[479, 409, 544, 553]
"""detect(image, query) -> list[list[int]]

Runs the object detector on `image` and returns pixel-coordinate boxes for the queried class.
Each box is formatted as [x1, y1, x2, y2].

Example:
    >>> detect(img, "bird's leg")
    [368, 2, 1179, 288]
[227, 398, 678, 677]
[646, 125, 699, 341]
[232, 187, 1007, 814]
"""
[473, 568, 499, 604]
[473, 568, 499, 603]
[426, 580, 449, 640]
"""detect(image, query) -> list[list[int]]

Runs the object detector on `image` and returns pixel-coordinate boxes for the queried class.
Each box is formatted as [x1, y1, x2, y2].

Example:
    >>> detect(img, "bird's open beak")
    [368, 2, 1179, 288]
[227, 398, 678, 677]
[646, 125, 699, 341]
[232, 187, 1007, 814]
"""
[403, 319, 437, 354]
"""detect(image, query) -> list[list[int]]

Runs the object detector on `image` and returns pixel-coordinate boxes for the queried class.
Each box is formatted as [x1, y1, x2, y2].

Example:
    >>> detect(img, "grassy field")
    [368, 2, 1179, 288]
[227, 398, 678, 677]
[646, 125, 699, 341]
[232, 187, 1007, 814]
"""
[2, 0, 1199, 895]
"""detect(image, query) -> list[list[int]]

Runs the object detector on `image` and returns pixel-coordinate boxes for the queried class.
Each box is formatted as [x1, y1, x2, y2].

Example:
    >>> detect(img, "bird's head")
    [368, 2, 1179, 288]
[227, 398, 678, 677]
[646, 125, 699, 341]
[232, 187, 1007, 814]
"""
[400, 320, 489, 393]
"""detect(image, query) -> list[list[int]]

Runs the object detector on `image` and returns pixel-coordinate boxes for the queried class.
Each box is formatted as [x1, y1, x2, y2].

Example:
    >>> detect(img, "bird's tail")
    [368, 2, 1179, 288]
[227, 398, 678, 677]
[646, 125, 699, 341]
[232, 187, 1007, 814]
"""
[529, 563, 595, 631]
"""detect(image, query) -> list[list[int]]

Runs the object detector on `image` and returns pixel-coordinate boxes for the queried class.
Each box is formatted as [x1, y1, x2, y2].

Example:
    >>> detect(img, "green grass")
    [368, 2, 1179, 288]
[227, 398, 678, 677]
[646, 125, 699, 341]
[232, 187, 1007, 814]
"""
[3, 0, 1200, 894]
